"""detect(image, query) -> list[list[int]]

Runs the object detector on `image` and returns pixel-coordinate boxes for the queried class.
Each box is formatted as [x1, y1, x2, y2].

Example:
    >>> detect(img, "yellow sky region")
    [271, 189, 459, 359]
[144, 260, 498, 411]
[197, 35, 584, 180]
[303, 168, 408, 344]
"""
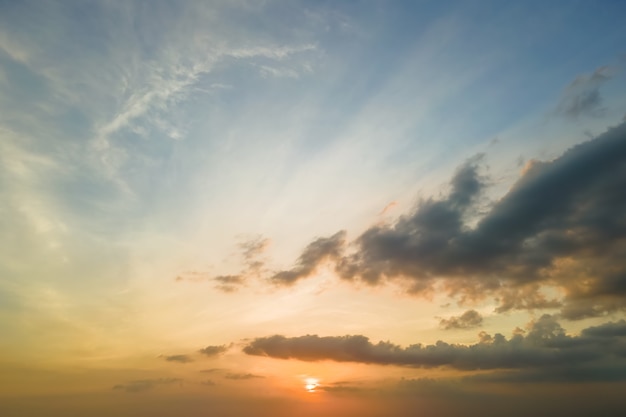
[0, 349, 461, 400]
[2, 251, 540, 366]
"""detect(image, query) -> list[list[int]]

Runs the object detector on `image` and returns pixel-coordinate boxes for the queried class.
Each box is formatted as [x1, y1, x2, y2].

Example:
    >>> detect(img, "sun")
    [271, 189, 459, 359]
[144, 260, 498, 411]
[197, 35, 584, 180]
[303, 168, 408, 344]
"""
[304, 377, 319, 392]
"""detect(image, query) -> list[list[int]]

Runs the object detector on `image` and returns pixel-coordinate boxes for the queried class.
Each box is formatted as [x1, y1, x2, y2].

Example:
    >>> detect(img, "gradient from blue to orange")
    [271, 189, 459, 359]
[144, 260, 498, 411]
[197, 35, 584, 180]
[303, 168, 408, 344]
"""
[1, 1, 626, 416]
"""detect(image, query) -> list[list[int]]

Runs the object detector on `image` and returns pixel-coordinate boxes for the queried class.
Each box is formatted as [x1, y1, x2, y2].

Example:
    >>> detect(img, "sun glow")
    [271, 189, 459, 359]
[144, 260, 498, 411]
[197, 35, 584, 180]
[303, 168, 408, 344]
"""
[304, 377, 319, 392]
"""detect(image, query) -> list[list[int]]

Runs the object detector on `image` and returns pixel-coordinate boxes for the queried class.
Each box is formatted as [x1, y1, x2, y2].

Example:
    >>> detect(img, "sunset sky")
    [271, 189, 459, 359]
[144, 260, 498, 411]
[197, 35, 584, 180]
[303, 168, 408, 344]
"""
[1, 1, 626, 416]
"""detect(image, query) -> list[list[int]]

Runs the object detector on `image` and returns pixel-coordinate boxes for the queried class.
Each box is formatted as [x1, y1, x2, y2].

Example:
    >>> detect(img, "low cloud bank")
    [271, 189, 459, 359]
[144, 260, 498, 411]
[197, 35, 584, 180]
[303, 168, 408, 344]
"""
[244, 317, 626, 373]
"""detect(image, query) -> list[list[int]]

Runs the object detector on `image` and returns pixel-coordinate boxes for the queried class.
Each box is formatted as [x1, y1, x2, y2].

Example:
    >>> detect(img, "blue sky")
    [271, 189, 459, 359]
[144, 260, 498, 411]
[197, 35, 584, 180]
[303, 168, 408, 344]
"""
[1, 1, 626, 416]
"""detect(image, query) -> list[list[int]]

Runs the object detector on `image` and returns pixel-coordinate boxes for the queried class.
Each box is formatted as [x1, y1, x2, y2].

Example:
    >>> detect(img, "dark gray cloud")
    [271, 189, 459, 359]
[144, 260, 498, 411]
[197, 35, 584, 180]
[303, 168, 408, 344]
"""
[271, 230, 346, 285]
[556, 66, 613, 118]
[163, 354, 193, 363]
[243, 316, 626, 373]
[334, 155, 489, 289]
[277, 122, 626, 318]
[199, 345, 228, 357]
[465, 363, 626, 384]
[439, 310, 483, 330]
[581, 320, 626, 338]
[112, 378, 182, 393]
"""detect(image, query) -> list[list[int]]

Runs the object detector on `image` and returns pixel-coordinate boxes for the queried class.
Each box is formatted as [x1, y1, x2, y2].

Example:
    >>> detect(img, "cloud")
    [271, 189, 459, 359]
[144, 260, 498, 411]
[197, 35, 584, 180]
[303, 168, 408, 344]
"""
[465, 363, 626, 384]
[199, 368, 223, 373]
[0, 0, 323, 209]
[556, 66, 614, 118]
[90, 36, 317, 147]
[276, 122, 626, 318]
[581, 320, 626, 338]
[243, 316, 626, 373]
[224, 373, 265, 380]
[163, 354, 193, 363]
[213, 275, 245, 293]
[199, 345, 229, 357]
[112, 378, 182, 393]
[319, 381, 367, 394]
[239, 236, 271, 265]
[178, 236, 270, 292]
[175, 271, 212, 282]
[439, 310, 483, 330]
[271, 230, 346, 285]
[335, 154, 486, 287]
[200, 379, 216, 386]
[212, 236, 270, 292]
[197, 368, 264, 381]
[175, 236, 270, 293]
[379, 201, 398, 216]
[258, 65, 300, 79]
[226, 44, 317, 60]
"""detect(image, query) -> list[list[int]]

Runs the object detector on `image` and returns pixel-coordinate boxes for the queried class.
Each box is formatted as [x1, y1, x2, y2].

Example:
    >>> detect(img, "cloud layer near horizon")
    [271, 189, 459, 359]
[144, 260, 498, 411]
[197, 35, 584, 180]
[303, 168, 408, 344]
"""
[270, 122, 626, 319]
[243, 316, 626, 377]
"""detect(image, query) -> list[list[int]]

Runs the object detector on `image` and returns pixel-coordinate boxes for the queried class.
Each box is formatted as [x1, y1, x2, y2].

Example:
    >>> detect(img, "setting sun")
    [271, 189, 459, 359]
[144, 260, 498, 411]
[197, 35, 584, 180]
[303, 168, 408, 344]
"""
[304, 378, 319, 393]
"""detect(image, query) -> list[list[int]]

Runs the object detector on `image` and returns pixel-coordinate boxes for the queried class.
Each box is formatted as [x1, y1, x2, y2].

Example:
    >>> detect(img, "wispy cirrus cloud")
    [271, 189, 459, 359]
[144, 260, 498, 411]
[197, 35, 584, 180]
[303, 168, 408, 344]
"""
[0, 0, 321, 209]
[176, 235, 271, 292]
[556, 66, 615, 119]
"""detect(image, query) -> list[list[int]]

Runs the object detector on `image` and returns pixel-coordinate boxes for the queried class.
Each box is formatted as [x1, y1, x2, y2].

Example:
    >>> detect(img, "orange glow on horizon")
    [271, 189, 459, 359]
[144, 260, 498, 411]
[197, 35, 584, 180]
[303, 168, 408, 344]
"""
[304, 377, 319, 392]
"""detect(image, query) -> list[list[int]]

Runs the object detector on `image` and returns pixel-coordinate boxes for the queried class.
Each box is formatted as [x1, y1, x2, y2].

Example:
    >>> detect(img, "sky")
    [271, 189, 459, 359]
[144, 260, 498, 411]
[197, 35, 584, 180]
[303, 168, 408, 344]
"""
[1, 1, 626, 416]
